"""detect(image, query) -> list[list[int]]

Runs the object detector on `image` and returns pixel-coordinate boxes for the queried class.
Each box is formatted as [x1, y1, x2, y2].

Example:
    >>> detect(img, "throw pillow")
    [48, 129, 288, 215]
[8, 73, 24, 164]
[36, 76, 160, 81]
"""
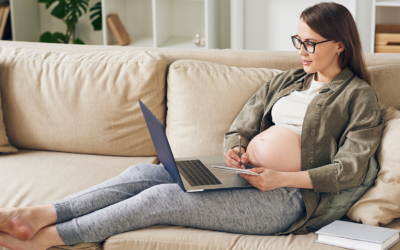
[166, 59, 282, 158]
[0, 47, 167, 156]
[0, 88, 17, 153]
[346, 102, 400, 226]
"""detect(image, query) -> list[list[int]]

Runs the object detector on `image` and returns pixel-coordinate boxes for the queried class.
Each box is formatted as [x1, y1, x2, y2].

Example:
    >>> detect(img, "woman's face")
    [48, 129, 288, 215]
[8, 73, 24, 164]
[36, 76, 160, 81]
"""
[296, 18, 344, 81]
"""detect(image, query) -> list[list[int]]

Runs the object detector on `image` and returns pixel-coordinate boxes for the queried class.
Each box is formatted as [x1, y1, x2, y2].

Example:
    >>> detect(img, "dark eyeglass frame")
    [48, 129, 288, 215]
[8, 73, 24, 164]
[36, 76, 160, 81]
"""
[291, 35, 332, 54]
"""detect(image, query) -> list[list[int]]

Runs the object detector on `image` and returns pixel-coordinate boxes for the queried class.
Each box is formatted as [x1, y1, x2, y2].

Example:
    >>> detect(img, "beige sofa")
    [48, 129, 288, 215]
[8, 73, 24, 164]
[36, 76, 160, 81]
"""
[0, 40, 400, 250]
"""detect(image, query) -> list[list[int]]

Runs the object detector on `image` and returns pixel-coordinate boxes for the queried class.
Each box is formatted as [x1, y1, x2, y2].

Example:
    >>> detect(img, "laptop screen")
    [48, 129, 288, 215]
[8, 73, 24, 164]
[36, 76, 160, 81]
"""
[139, 100, 185, 190]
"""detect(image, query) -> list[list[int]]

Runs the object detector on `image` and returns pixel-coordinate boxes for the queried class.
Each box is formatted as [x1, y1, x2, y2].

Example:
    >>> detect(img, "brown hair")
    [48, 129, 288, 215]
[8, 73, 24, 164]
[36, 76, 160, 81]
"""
[300, 2, 371, 85]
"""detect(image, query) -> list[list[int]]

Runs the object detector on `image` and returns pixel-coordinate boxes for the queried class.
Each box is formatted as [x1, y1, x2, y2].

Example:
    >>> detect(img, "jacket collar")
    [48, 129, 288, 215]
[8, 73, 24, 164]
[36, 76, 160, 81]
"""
[295, 67, 355, 92]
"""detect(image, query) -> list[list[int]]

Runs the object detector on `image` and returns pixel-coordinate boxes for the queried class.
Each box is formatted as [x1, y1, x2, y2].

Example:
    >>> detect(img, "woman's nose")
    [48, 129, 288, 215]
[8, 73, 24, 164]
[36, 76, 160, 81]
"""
[298, 44, 308, 56]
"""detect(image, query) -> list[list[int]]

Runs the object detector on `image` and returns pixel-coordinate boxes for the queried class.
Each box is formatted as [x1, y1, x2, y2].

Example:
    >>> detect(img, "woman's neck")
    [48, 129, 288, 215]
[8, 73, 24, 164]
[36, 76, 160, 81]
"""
[315, 66, 342, 82]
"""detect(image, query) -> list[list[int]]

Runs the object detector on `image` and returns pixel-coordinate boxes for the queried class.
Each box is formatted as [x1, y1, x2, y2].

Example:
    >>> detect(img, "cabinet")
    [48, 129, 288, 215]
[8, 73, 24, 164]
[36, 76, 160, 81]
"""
[102, 0, 230, 49]
[371, 0, 400, 52]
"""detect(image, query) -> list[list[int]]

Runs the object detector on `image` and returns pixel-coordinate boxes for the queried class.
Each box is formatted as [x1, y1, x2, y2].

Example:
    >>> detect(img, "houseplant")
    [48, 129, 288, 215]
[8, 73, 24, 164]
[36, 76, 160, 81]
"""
[38, 0, 102, 44]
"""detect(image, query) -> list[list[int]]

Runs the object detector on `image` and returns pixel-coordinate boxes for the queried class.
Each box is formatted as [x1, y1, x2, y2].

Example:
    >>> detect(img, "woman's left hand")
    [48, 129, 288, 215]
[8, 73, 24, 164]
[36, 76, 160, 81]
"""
[240, 168, 283, 192]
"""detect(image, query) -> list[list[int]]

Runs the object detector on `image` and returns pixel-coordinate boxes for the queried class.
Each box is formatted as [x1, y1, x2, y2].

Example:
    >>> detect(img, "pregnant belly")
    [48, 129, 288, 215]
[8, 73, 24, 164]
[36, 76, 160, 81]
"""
[246, 125, 301, 172]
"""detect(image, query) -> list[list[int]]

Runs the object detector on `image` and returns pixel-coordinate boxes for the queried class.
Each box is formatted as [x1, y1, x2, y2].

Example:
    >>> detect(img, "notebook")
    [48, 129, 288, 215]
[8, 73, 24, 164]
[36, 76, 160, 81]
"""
[315, 220, 400, 250]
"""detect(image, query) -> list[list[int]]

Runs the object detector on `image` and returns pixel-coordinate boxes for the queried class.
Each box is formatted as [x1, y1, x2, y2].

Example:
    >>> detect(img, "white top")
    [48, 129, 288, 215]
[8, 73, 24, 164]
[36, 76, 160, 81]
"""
[271, 74, 329, 136]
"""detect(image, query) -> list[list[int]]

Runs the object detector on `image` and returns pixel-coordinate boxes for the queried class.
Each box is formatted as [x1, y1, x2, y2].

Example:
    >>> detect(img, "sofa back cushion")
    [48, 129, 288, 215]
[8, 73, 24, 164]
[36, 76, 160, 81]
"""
[166, 60, 282, 158]
[0, 88, 17, 153]
[368, 64, 400, 110]
[0, 47, 167, 156]
[346, 103, 400, 226]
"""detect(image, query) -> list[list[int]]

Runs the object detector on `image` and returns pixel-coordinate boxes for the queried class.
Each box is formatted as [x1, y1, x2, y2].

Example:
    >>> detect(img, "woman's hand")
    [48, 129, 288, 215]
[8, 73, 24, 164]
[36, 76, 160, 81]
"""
[239, 168, 283, 191]
[224, 147, 249, 169]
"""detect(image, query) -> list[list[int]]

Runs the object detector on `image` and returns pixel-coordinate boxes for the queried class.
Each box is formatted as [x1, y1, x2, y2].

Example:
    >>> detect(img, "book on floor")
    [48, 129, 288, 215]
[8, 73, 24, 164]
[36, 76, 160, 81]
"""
[315, 220, 400, 250]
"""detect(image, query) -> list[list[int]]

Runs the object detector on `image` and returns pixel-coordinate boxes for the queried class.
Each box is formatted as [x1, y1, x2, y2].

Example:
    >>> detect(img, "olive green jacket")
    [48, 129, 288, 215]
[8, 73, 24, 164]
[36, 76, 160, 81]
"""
[223, 67, 384, 235]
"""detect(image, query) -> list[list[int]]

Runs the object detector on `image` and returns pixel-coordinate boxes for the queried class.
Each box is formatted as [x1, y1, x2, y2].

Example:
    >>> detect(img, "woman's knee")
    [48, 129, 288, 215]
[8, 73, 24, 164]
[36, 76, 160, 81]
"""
[139, 183, 184, 203]
[120, 164, 174, 183]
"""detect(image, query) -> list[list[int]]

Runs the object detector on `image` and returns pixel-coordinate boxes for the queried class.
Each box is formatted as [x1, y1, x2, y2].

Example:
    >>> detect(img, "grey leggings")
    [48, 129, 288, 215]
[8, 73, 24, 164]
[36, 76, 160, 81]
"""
[51, 164, 305, 246]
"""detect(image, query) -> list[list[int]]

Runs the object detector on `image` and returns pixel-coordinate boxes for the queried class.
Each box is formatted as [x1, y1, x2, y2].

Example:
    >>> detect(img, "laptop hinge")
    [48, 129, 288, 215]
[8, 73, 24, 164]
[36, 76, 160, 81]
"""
[187, 189, 204, 192]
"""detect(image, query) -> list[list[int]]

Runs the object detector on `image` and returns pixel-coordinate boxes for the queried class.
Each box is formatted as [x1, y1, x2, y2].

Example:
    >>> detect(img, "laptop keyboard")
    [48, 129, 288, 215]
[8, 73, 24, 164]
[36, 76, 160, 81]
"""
[176, 160, 222, 186]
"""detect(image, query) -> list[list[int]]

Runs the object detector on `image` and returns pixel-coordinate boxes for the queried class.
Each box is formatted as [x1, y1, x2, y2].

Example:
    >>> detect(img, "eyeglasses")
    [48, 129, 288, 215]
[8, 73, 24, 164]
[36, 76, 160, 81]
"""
[291, 35, 332, 54]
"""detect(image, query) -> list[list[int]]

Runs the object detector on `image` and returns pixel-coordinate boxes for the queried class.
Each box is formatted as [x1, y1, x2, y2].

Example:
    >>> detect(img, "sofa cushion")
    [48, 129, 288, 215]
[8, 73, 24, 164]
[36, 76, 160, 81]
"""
[166, 60, 282, 158]
[102, 219, 400, 250]
[346, 103, 400, 226]
[49, 243, 102, 250]
[0, 149, 158, 208]
[0, 86, 17, 153]
[369, 64, 400, 110]
[0, 47, 167, 156]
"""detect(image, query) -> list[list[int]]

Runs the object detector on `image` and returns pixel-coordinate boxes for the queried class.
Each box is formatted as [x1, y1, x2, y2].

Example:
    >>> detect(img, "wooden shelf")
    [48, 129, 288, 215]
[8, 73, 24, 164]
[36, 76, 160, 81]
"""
[158, 36, 205, 49]
[371, 0, 400, 52]
[109, 35, 154, 47]
[375, 0, 400, 7]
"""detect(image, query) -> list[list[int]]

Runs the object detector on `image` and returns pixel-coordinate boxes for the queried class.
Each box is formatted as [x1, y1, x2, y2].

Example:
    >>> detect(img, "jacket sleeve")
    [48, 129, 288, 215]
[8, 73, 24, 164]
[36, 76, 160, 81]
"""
[223, 79, 272, 154]
[308, 89, 384, 194]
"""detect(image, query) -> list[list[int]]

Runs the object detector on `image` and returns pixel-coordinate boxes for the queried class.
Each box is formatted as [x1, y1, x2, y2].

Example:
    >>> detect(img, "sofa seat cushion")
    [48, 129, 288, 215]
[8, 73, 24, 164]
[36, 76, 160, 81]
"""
[0, 149, 158, 208]
[0, 46, 167, 156]
[103, 219, 400, 250]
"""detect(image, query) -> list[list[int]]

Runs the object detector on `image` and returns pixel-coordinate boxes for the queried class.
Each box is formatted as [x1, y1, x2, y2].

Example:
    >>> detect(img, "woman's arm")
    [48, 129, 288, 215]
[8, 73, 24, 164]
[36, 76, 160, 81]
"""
[239, 168, 314, 191]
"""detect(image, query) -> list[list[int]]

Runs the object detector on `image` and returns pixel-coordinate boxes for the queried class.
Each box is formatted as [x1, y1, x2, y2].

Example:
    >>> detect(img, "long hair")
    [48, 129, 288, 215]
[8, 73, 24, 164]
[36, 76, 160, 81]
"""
[300, 2, 371, 85]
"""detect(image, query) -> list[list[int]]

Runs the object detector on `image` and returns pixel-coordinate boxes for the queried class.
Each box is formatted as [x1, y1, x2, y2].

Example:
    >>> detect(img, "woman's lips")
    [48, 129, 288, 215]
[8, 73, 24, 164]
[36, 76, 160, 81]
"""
[303, 59, 312, 65]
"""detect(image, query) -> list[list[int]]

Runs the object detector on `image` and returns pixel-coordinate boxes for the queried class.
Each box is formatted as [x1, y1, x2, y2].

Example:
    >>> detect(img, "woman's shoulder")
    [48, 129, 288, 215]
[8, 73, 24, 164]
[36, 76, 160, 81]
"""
[346, 75, 381, 113]
[347, 75, 377, 99]
[268, 67, 307, 87]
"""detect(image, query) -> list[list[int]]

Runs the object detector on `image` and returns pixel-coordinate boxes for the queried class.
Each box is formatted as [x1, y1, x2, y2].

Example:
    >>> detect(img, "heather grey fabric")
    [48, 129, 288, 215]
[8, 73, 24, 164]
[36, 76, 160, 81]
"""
[52, 164, 305, 246]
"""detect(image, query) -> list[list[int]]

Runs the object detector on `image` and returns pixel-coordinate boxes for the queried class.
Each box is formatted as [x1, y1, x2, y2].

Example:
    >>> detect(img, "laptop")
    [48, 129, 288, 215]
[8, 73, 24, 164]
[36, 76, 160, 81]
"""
[139, 99, 256, 192]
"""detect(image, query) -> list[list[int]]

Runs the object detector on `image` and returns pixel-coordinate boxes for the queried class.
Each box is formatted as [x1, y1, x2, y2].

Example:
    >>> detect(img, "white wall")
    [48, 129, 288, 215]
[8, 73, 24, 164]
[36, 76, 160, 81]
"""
[233, 0, 400, 53]
[240, 0, 358, 51]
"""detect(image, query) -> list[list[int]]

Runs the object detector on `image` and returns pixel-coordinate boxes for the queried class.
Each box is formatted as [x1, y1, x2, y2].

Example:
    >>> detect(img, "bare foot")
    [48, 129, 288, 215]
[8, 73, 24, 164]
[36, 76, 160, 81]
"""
[0, 205, 56, 241]
[0, 224, 64, 250]
[0, 231, 46, 250]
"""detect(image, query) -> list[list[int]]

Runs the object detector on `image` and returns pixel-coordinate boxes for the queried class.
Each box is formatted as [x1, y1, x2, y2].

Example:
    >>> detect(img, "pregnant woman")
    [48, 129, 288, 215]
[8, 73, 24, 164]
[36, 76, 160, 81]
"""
[0, 2, 383, 250]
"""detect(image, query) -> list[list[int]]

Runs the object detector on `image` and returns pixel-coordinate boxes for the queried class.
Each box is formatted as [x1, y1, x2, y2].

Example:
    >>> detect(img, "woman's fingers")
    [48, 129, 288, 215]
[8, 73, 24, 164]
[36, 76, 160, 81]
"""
[229, 148, 241, 161]
[241, 153, 250, 165]
[224, 156, 240, 168]
[223, 148, 242, 169]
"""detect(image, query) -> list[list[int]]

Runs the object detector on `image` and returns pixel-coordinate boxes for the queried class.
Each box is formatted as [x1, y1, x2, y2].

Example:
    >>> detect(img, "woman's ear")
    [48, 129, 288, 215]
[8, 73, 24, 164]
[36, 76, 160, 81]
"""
[337, 41, 345, 54]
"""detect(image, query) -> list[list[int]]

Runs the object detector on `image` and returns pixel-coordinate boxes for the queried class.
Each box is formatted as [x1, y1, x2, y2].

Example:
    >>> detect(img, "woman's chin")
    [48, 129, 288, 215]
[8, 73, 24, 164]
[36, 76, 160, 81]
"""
[302, 65, 316, 74]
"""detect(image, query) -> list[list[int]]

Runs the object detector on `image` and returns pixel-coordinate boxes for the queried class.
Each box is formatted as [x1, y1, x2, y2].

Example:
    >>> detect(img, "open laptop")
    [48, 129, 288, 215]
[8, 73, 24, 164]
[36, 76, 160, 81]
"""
[139, 100, 256, 192]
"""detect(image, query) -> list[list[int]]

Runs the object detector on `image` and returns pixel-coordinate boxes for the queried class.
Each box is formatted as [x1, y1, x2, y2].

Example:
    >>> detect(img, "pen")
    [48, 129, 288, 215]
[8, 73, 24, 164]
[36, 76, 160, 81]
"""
[238, 135, 242, 167]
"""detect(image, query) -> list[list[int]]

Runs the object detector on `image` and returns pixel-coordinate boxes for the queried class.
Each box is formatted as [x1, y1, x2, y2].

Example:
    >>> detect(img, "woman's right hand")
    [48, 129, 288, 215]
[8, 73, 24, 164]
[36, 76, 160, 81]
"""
[224, 147, 250, 169]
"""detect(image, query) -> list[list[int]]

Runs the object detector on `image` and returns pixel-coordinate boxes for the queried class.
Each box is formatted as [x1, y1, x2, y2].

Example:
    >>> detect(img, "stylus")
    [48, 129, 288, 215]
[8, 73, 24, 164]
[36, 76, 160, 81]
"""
[238, 135, 242, 167]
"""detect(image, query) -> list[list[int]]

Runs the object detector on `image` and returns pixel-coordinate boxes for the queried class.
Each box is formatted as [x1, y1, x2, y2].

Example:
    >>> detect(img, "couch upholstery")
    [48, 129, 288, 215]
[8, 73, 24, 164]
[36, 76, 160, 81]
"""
[0, 40, 399, 250]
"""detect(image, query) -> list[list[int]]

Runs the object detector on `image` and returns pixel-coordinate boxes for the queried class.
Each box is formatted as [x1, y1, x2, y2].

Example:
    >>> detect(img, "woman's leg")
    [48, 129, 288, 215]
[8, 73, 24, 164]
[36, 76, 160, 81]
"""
[0, 164, 174, 240]
[51, 164, 175, 224]
[55, 184, 305, 246]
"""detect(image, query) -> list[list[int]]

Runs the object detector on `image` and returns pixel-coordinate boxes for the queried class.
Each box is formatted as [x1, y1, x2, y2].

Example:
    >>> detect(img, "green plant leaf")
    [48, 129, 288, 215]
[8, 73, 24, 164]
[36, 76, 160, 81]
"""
[89, 2, 102, 31]
[39, 31, 52, 42]
[72, 38, 85, 44]
[39, 0, 59, 10]
[51, 0, 67, 19]
[52, 32, 67, 43]
[64, 0, 89, 27]
[39, 31, 67, 43]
